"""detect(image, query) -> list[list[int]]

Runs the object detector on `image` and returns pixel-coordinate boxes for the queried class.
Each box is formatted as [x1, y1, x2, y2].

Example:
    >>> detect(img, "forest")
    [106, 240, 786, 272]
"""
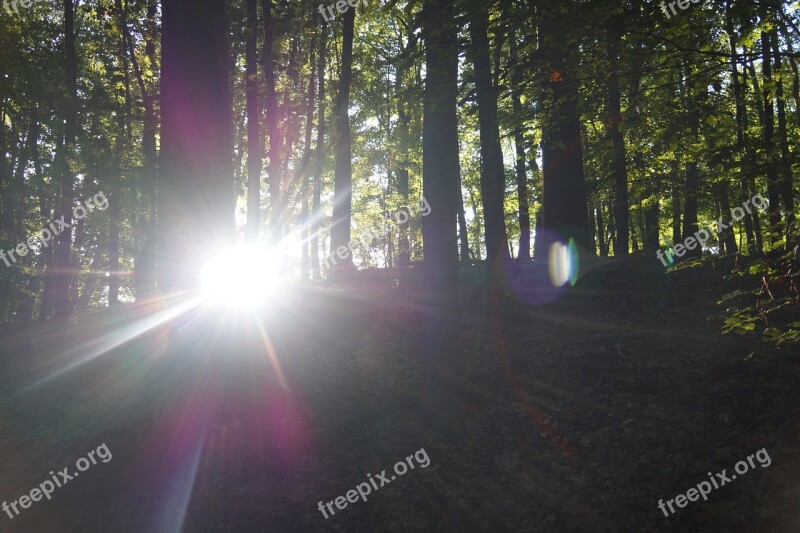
[1, 0, 800, 530]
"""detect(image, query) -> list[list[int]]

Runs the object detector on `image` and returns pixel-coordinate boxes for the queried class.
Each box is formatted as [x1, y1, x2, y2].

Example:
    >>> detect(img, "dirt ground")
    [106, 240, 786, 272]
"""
[0, 258, 798, 532]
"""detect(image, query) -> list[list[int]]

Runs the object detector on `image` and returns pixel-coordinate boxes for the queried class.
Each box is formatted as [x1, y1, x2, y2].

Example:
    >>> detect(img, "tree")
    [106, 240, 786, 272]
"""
[158, 0, 234, 293]
[421, 0, 464, 434]
[246, 0, 261, 241]
[51, 0, 79, 319]
[468, 2, 510, 271]
[331, 7, 356, 272]
[537, 2, 590, 259]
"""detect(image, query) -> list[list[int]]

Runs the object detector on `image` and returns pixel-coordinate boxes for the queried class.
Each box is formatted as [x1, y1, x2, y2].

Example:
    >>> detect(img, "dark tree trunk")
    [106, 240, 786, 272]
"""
[587, 203, 596, 254]
[681, 68, 700, 258]
[159, 0, 234, 292]
[246, 0, 261, 241]
[53, 0, 79, 319]
[509, 25, 530, 261]
[396, 80, 411, 266]
[108, 175, 122, 304]
[761, 21, 782, 239]
[311, 20, 326, 280]
[126, 0, 158, 299]
[537, 3, 590, 262]
[421, 0, 464, 434]
[772, 35, 795, 232]
[595, 205, 607, 256]
[725, 1, 757, 255]
[263, 0, 282, 248]
[718, 184, 738, 254]
[468, 187, 482, 261]
[607, 201, 617, 255]
[607, 15, 629, 257]
[330, 8, 355, 272]
[300, 8, 318, 281]
[742, 60, 764, 253]
[469, 4, 510, 273]
[458, 191, 470, 262]
[643, 199, 659, 252]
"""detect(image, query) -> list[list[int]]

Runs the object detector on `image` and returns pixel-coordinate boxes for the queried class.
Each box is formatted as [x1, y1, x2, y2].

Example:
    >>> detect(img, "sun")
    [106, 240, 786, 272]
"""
[200, 244, 283, 307]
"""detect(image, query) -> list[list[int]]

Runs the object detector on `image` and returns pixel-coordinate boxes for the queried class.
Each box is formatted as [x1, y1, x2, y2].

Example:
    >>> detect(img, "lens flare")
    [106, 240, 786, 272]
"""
[548, 239, 579, 287]
[200, 245, 282, 307]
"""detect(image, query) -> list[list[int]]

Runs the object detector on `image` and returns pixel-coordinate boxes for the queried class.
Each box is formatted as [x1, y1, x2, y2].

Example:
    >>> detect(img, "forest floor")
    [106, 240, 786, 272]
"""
[0, 256, 799, 532]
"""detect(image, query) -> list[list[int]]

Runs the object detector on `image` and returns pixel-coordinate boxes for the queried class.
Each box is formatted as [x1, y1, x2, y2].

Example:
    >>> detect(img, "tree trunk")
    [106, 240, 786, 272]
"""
[742, 59, 764, 253]
[300, 8, 318, 281]
[421, 0, 464, 434]
[643, 199, 659, 252]
[395, 33, 414, 268]
[311, 19, 326, 280]
[246, 0, 261, 241]
[53, 0, 79, 319]
[538, 2, 590, 263]
[607, 16, 629, 257]
[262, 0, 282, 248]
[772, 35, 795, 232]
[159, 0, 234, 292]
[596, 205, 607, 256]
[761, 22, 782, 240]
[330, 7, 356, 272]
[469, 4, 510, 273]
[681, 66, 700, 258]
[458, 191, 470, 262]
[509, 25, 530, 261]
[725, 1, 757, 255]
[718, 184, 738, 254]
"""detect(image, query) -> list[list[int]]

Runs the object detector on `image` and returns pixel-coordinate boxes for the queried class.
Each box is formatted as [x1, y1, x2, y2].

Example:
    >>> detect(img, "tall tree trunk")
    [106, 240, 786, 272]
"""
[643, 198, 659, 252]
[300, 8, 318, 281]
[761, 19, 782, 240]
[330, 7, 356, 272]
[718, 184, 738, 254]
[395, 32, 414, 268]
[468, 186, 482, 261]
[159, 0, 234, 292]
[246, 0, 261, 240]
[421, 0, 464, 434]
[128, 0, 159, 300]
[595, 205, 607, 256]
[108, 174, 122, 304]
[742, 59, 764, 253]
[538, 2, 590, 263]
[681, 66, 700, 258]
[469, 4, 510, 273]
[607, 200, 617, 255]
[607, 15, 629, 257]
[262, 0, 282, 248]
[587, 203, 596, 254]
[311, 20, 326, 280]
[458, 191, 470, 262]
[772, 35, 795, 232]
[725, 1, 757, 255]
[53, 0, 79, 319]
[509, 25, 530, 261]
